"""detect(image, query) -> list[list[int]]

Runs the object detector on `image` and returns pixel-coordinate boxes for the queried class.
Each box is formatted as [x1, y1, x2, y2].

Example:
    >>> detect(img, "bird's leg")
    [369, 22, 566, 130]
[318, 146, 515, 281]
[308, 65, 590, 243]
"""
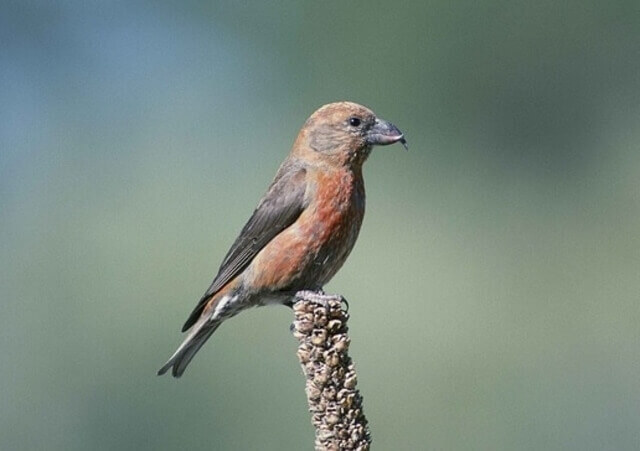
[281, 287, 326, 308]
[305, 286, 349, 312]
[297, 288, 350, 312]
[294, 287, 330, 308]
[281, 292, 299, 309]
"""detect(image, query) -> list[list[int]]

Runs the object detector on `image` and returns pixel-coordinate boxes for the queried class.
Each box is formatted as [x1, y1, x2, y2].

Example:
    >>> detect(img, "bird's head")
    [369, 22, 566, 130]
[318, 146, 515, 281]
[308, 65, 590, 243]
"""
[293, 101, 407, 168]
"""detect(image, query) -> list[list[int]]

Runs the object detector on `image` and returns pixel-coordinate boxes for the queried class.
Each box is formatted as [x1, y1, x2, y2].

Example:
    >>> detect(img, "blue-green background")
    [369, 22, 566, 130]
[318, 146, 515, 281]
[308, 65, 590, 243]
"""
[2, 1, 639, 450]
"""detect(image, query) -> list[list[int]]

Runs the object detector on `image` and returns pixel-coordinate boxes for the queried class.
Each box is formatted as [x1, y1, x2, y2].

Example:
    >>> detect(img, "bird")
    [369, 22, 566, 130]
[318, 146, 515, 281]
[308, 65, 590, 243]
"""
[158, 101, 407, 377]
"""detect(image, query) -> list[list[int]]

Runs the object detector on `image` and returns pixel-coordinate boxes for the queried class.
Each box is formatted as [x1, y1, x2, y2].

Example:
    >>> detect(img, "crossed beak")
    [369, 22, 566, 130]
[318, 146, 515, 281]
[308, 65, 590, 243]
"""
[366, 118, 408, 150]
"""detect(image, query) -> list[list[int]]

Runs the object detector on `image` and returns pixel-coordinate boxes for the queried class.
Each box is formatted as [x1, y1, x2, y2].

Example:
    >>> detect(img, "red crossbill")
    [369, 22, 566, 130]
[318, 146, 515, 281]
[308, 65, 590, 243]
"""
[159, 101, 406, 377]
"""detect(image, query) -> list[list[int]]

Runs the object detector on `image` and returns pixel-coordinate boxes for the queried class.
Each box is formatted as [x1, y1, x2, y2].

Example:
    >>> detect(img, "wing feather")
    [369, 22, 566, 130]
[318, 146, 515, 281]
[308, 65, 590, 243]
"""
[181, 163, 307, 331]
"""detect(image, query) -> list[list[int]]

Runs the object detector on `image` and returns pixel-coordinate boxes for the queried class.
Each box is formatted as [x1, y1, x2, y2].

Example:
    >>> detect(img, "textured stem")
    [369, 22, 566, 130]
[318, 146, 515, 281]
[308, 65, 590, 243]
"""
[292, 291, 371, 451]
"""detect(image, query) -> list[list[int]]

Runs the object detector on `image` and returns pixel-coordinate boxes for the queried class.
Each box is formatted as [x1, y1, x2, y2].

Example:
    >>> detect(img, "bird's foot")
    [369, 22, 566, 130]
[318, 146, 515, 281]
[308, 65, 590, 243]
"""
[294, 289, 349, 312]
[282, 287, 326, 308]
[295, 289, 329, 308]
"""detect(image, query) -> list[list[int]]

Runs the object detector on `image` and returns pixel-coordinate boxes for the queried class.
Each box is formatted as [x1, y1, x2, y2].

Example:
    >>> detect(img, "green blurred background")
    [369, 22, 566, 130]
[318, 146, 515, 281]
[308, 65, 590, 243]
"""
[2, 1, 639, 450]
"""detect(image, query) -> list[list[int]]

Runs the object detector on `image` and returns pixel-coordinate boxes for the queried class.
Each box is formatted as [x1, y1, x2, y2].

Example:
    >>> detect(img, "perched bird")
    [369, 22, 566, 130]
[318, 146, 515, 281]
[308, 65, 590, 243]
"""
[158, 101, 406, 377]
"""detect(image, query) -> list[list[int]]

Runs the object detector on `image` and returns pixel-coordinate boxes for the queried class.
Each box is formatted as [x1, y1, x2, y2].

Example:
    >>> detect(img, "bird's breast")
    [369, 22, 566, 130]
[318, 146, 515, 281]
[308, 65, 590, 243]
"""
[247, 168, 365, 292]
[296, 168, 366, 286]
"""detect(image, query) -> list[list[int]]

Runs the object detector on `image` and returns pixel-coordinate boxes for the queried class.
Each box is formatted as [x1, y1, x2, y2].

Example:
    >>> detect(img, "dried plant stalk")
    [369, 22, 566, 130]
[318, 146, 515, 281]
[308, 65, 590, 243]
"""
[292, 291, 371, 451]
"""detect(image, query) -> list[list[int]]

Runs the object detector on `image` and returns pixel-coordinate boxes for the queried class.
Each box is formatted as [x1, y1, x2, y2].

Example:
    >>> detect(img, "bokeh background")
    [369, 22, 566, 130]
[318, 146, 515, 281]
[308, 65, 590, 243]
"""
[2, 1, 639, 450]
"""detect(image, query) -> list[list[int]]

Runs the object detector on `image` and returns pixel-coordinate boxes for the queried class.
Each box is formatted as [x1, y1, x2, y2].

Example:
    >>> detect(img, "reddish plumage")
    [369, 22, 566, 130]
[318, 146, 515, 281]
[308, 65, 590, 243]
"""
[248, 166, 365, 292]
[159, 101, 406, 377]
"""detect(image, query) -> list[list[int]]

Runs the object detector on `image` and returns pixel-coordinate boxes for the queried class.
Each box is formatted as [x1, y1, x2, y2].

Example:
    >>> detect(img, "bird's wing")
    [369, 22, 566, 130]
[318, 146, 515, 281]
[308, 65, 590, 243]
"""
[181, 164, 307, 331]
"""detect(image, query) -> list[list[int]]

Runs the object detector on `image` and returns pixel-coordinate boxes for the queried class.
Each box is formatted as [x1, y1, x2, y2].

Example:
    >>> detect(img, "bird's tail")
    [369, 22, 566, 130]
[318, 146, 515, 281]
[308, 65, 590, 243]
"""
[158, 296, 234, 377]
[157, 315, 221, 378]
[159, 289, 242, 377]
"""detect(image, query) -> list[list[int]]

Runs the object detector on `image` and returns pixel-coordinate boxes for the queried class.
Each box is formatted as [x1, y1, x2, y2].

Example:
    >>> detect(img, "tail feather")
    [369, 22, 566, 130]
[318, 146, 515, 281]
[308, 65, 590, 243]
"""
[157, 318, 221, 377]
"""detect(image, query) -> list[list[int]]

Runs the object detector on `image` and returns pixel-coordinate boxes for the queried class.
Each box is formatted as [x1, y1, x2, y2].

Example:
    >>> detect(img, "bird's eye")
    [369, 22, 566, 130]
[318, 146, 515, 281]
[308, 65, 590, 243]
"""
[348, 117, 361, 127]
